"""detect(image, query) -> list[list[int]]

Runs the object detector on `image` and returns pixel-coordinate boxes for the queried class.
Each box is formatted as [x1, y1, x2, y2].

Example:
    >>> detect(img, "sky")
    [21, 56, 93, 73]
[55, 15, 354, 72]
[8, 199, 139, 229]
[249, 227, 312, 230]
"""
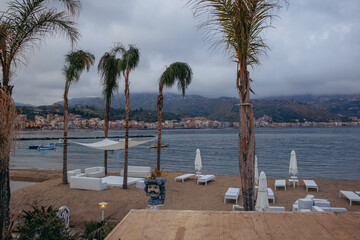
[1, 0, 360, 106]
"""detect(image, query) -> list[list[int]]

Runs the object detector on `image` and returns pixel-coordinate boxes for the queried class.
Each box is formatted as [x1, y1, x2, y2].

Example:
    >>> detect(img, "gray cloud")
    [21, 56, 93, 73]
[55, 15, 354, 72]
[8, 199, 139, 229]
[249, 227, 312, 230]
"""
[1, 0, 359, 105]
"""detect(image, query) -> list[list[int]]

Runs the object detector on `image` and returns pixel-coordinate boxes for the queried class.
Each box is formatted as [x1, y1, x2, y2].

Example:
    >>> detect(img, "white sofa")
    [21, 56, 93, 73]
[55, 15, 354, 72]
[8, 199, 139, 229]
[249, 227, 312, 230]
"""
[85, 166, 105, 178]
[120, 166, 151, 178]
[70, 176, 107, 191]
[67, 169, 82, 182]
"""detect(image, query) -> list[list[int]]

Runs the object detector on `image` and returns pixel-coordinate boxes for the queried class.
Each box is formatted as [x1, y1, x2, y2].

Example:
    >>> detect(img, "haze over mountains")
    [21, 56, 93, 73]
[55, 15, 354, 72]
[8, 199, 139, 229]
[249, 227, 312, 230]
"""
[46, 93, 359, 123]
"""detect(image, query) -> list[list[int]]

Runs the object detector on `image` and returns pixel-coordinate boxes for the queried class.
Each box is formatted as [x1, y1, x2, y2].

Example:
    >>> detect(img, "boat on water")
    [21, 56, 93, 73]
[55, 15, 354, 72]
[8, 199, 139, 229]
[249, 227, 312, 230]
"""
[150, 143, 169, 148]
[29, 145, 40, 150]
[38, 145, 56, 150]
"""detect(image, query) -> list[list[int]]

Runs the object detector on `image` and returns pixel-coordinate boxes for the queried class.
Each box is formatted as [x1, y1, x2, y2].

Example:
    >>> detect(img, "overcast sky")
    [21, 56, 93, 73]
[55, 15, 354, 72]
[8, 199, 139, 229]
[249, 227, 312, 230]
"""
[1, 0, 360, 105]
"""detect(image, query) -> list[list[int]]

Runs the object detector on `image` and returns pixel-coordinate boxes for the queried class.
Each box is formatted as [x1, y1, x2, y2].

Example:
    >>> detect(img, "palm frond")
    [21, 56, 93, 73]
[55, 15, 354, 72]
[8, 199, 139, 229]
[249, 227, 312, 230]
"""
[63, 49, 95, 84]
[161, 62, 193, 96]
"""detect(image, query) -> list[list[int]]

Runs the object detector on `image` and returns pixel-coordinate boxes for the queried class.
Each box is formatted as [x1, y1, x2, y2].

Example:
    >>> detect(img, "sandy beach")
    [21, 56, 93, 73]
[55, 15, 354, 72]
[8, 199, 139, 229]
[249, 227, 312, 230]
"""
[10, 169, 360, 229]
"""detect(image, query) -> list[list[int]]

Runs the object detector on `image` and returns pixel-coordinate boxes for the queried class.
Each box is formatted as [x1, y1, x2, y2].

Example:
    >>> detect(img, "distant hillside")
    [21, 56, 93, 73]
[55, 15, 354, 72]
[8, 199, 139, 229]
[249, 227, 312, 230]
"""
[54, 93, 360, 123]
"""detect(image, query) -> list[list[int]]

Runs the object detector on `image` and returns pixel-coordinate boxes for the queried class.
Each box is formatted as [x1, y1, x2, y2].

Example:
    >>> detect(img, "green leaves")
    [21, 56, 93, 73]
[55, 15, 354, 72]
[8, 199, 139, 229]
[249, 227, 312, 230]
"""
[64, 49, 95, 84]
[161, 62, 193, 96]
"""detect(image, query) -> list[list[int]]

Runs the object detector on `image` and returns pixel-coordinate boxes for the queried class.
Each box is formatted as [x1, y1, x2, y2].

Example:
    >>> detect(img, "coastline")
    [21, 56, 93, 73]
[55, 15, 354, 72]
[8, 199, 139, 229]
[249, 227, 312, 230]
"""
[10, 169, 360, 229]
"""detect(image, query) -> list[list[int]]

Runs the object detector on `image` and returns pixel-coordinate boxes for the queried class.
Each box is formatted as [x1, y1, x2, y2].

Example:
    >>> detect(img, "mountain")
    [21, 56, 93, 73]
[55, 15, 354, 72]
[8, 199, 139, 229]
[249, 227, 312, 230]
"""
[53, 93, 359, 123]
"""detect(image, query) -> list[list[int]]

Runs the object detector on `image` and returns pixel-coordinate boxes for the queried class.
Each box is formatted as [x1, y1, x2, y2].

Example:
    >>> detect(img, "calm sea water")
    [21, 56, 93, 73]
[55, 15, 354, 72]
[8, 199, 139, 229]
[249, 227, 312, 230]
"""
[10, 127, 360, 180]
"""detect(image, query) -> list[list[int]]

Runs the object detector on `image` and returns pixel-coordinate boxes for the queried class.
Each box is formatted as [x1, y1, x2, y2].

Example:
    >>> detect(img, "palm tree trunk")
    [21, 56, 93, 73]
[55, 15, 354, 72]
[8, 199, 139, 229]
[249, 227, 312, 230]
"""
[104, 100, 110, 175]
[123, 70, 130, 189]
[0, 86, 15, 235]
[62, 83, 70, 184]
[156, 83, 164, 170]
[238, 66, 255, 211]
[0, 157, 10, 237]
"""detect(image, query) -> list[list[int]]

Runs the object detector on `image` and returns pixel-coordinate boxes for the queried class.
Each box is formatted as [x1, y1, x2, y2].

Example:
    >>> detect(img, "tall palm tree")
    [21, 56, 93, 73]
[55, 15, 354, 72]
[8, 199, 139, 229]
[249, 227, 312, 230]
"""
[62, 50, 95, 184]
[156, 62, 192, 170]
[0, 0, 80, 233]
[118, 44, 140, 189]
[187, 0, 285, 210]
[98, 45, 123, 175]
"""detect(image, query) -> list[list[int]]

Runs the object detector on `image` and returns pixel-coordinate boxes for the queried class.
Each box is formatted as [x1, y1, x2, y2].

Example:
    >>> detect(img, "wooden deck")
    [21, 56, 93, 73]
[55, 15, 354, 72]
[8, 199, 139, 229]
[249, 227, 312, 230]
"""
[105, 210, 360, 240]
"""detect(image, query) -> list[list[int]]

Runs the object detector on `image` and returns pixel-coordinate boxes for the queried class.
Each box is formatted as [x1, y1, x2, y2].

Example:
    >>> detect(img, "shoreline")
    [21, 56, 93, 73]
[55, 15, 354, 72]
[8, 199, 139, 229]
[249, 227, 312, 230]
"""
[10, 169, 360, 229]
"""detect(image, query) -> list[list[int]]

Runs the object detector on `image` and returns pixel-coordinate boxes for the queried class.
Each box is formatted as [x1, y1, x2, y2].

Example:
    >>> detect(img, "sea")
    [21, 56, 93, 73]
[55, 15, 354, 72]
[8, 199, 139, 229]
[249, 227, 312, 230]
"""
[9, 127, 360, 180]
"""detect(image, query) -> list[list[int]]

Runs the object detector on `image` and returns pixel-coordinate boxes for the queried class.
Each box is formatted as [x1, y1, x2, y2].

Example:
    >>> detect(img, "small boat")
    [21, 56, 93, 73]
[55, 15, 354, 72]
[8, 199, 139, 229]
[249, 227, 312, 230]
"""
[150, 143, 169, 148]
[29, 145, 40, 150]
[38, 145, 56, 150]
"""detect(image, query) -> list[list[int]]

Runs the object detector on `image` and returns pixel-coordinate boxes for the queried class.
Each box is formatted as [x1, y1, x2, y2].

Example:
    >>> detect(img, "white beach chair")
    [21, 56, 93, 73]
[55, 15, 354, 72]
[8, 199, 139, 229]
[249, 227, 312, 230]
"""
[274, 180, 286, 191]
[175, 173, 195, 183]
[268, 206, 285, 212]
[267, 188, 275, 203]
[303, 180, 318, 192]
[197, 175, 215, 185]
[339, 190, 360, 206]
[224, 187, 240, 204]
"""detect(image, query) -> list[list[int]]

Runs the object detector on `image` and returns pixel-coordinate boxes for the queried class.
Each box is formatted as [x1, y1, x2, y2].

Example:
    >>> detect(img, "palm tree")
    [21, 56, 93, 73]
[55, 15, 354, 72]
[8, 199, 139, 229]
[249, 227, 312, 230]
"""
[156, 62, 192, 170]
[118, 44, 140, 189]
[98, 45, 123, 175]
[62, 50, 95, 184]
[0, 0, 80, 233]
[187, 0, 285, 210]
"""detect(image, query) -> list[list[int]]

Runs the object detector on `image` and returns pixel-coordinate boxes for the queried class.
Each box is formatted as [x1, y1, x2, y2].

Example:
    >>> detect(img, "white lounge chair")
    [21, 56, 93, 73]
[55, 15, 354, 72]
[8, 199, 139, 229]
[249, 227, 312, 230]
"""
[197, 175, 215, 185]
[303, 180, 318, 192]
[224, 187, 240, 204]
[267, 188, 275, 203]
[175, 173, 195, 183]
[268, 206, 285, 212]
[340, 190, 360, 206]
[275, 180, 286, 191]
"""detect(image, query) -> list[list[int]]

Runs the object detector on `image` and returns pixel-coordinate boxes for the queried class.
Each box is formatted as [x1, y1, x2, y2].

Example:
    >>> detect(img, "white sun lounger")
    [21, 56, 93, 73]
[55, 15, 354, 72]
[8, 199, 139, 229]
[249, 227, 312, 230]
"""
[267, 188, 275, 203]
[275, 180, 286, 191]
[197, 175, 215, 185]
[175, 173, 195, 183]
[224, 187, 240, 204]
[303, 180, 319, 192]
[268, 206, 285, 212]
[340, 190, 360, 206]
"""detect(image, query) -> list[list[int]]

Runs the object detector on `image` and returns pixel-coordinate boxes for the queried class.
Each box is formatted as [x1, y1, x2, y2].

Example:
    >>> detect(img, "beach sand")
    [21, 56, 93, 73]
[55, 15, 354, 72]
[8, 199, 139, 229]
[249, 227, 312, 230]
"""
[10, 169, 360, 229]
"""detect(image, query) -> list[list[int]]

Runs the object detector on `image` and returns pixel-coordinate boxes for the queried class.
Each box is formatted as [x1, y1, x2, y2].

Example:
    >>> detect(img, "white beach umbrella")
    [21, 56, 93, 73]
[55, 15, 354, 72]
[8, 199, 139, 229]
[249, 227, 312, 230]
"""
[289, 150, 298, 176]
[255, 171, 269, 212]
[254, 155, 259, 185]
[194, 148, 202, 173]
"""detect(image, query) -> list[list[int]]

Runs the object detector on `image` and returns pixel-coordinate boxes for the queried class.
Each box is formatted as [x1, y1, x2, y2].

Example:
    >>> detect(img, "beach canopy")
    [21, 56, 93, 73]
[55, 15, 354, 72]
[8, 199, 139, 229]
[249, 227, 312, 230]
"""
[72, 138, 153, 150]
[289, 150, 298, 176]
[194, 148, 202, 172]
[254, 155, 259, 185]
[255, 171, 269, 212]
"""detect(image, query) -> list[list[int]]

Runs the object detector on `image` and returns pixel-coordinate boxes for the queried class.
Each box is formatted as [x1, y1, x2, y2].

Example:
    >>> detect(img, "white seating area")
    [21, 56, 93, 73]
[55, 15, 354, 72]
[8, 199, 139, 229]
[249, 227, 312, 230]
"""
[197, 175, 216, 185]
[67, 167, 146, 190]
[274, 180, 286, 191]
[224, 187, 240, 204]
[339, 190, 360, 206]
[303, 180, 319, 192]
[292, 194, 347, 212]
[120, 166, 151, 178]
[175, 173, 195, 183]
